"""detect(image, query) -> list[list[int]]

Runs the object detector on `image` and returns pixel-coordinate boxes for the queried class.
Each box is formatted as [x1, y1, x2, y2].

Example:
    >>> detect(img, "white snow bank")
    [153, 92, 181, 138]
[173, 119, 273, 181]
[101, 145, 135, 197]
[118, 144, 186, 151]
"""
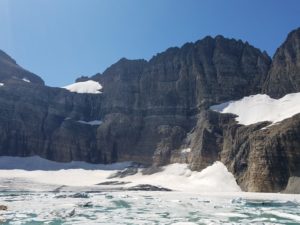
[77, 120, 102, 126]
[121, 162, 241, 192]
[0, 156, 133, 187]
[22, 78, 30, 83]
[0, 156, 131, 171]
[63, 80, 102, 94]
[0, 157, 240, 192]
[0, 83, 4, 86]
[210, 93, 300, 126]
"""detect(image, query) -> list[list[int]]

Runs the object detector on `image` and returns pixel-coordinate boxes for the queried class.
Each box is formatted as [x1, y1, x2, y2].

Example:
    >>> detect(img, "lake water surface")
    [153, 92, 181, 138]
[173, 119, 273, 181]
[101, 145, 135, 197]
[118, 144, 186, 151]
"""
[1, 191, 300, 225]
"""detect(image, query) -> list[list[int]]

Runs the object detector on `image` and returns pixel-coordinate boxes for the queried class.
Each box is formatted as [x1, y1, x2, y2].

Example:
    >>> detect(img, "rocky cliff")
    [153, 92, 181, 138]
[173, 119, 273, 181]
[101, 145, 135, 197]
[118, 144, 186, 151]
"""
[0, 50, 44, 85]
[263, 27, 300, 98]
[0, 28, 300, 193]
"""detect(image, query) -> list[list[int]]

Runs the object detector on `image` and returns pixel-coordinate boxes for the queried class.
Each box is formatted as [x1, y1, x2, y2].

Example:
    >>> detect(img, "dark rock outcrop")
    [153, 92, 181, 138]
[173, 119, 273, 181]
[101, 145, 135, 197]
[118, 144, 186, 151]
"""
[223, 113, 300, 192]
[0, 205, 7, 211]
[108, 167, 139, 178]
[126, 184, 172, 191]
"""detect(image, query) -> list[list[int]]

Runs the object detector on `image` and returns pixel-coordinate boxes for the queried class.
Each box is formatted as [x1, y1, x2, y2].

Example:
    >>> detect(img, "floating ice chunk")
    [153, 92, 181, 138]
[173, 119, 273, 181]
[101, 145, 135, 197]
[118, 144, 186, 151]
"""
[215, 212, 249, 218]
[266, 210, 300, 222]
[171, 223, 198, 225]
[63, 80, 103, 94]
[210, 93, 300, 126]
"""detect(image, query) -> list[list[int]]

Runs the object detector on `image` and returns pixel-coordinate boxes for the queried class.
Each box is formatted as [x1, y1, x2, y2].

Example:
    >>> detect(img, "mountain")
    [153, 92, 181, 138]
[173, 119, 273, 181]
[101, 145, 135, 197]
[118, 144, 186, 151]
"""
[0, 50, 44, 85]
[263, 27, 300, 97]
[0, 28, 300, 193]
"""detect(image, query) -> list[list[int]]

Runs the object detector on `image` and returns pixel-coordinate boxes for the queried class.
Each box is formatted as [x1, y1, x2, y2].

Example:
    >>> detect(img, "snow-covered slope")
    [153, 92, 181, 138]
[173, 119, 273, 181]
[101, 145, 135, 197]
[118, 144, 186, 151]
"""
[0, 156, 240, 192]
[63, 80, 103, 94]
[0, 156, 131, 170]
[121, 162, 241, 192]
[210, 92, 300, 126]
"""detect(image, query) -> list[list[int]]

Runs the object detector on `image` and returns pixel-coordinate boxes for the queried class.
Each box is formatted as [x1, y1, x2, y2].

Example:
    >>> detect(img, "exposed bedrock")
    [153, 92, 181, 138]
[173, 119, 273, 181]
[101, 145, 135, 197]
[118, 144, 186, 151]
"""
[263, 28, 300, 98]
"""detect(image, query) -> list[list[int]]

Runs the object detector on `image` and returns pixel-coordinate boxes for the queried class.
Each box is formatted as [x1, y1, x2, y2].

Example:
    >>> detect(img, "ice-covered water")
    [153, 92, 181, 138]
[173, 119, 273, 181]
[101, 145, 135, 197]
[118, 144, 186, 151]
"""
[1, 191, 300, 224]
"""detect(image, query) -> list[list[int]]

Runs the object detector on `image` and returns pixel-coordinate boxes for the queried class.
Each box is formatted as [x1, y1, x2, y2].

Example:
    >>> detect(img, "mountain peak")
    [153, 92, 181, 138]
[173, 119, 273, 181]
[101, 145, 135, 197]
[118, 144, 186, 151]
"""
[0, 49, 17, 65]
[286, 27, 300, 41]
[0, 50, 44, 85]
[263, 27, 300, 98]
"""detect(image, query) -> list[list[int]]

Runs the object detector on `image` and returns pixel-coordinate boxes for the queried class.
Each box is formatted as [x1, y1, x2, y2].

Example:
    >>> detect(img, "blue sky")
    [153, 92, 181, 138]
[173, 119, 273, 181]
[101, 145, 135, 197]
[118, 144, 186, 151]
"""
[0, 0, 299, 87]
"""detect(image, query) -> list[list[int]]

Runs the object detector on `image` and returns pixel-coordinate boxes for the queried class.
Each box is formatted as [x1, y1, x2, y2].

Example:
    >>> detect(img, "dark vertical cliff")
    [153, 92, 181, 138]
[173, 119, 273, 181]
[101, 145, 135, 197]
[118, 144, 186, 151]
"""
[263, 28, 300, 97]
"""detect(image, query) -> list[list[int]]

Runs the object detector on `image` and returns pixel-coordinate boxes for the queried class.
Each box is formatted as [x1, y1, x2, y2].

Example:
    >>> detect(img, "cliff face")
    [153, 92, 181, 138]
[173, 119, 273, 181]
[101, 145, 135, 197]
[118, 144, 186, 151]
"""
[95, 36, 271, 113]
[263, 28, 300, 98]
[0, 28, 300, 192]
[167, 110, 300, 192]
[165, 29, 300, 192]
[89, 36, 271, 165]
[0, 81, 104, 162]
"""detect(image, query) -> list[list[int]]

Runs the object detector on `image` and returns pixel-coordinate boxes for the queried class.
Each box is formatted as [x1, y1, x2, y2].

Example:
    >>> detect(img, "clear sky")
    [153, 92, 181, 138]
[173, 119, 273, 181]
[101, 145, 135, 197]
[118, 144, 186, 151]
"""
[0, 0, 299, 87]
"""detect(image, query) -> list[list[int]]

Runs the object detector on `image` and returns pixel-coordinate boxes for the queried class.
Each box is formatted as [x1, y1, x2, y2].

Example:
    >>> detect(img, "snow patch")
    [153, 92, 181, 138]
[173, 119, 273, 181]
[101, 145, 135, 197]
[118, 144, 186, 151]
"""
[0, 156, 131, 171]
[0, 83, 4, 87]
[266, 210, 300, 222]
[210, 93, 300, 126]
[63, 80, 103, 94]
[22, 78, 30, 83]
[77, 120, 102, 126]
[181, 148, 191, 153]
[0, 157, 240, 192]
[121, 162, 241, 192]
